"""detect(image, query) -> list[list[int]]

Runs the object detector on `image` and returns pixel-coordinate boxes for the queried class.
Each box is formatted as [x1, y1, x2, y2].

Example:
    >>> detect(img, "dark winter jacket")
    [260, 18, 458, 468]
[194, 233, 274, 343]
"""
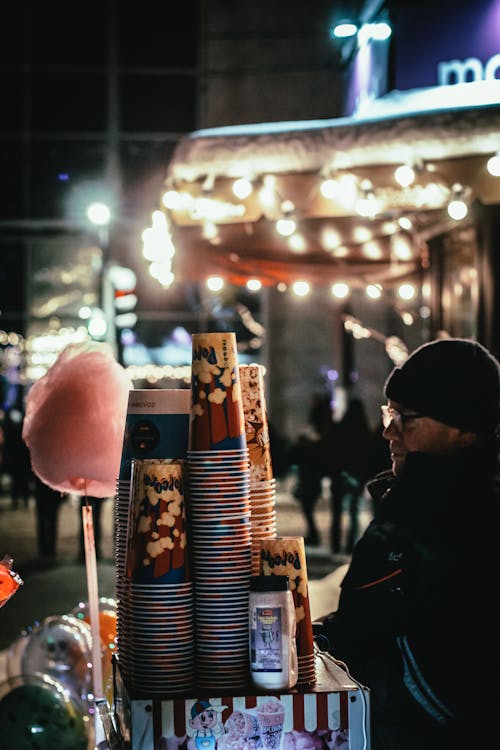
[317, 439, 499, 749]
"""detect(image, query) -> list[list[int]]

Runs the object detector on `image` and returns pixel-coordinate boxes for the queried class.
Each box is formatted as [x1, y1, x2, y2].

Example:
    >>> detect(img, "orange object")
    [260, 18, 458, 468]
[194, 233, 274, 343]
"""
[83, 609, 117, 686]
[0, 555, 23, 608]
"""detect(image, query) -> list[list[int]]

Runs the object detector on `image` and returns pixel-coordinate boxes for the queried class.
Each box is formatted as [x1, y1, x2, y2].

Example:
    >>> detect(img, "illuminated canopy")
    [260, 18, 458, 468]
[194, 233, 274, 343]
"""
[161, 81, 500, 287]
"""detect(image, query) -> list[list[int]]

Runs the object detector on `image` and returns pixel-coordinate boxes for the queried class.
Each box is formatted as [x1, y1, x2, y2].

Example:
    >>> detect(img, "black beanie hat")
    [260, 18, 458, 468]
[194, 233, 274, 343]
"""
[384, 338, 500, 436]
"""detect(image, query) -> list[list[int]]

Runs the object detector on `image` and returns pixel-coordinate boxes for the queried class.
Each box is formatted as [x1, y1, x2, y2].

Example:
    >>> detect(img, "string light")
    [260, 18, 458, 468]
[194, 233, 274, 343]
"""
[398, 216, 413, 231]
[331, 282, 350, 299]
[391, 234, 413, 261]
[321, 227, 342, 250]
[398, 283, 416, 301]
[156, 151, 490, 301]
[141, 210, 176, 287]
[366, 283, 382, 299]
[246, 278, 262, 292]
[331, 21, 358, 39]
[487, 152, 500, 176]
[206, 276, 224, 292]
[289, 233, 306, 252]
[394, 164, 416, 187]
[447, 184, 469, 220]
[276, 216, 296, 237]
[292, 280, 310, 297]
[320, 177, 340, 199]
[232, 177, 253, 199]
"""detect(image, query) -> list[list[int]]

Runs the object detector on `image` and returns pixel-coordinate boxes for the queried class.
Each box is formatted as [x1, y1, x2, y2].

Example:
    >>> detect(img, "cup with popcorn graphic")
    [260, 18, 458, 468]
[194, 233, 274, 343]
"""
[256, 698, 286, 750]
[126, 458, 190, 584]
[189, 332, 246, 452]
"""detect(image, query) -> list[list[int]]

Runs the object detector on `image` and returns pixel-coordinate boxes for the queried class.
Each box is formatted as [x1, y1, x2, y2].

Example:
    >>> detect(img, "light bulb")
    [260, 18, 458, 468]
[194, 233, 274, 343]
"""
[487, 154, 500, 177]
[320, 178, 339, 199]
[366, 284, 382, 299]
[331, 282, 350, 299]
[206, 276, 224, 292]
[292, 280, 310, 297]
[276, 217, 296, 237]
[233, 178, 253, 199]
[395, 164, 416, 187]
[398, 283, 416, 301]
[331, 22, 358, 39]
[246, 278, 262, 292]
[86, 202, 111, 226]
[447, 199, 468, 221]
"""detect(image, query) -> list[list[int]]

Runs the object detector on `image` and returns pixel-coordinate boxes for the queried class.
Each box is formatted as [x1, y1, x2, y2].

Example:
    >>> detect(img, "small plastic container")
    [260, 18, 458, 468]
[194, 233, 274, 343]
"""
[249, 574, 298, 691]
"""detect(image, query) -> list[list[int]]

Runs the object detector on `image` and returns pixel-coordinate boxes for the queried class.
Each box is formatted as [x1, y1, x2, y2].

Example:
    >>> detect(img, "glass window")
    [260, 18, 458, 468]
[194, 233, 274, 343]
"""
[120, 74, 197, 132]
[30, 140, 106, 218]
[120, 140, 176, 219]
[440, 226, 478, 339]
[31, 72, 107, 131]
[118, 4, 198, 67]
[0, 8, 25, 64]
[0, 73, 25, 131]
[0, 141, 25, 217]
[29, 3, 108, 65]
[0, 243, 26, 321]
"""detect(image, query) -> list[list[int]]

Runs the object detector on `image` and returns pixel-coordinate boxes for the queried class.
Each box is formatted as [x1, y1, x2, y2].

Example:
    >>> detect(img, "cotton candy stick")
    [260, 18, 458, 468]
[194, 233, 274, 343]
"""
[82, 503, 104, 700]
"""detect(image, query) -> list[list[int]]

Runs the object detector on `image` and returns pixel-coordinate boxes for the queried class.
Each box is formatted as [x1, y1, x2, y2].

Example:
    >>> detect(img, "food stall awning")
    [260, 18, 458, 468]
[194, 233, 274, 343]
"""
[162, 81, 500, 287]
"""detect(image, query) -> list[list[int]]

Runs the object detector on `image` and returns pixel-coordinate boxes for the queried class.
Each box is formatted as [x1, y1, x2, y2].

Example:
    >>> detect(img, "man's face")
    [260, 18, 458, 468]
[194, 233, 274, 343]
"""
[382, 399, 473, 475]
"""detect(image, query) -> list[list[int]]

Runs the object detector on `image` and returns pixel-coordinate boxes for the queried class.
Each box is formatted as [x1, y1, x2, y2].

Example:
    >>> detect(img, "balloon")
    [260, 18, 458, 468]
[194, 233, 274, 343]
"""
[71, 597, 118, 687]
[22, 342, 132, 497]
[0, 673, 92, 750]
[6, 633, 30, 679]
[20, 615, 93, 707]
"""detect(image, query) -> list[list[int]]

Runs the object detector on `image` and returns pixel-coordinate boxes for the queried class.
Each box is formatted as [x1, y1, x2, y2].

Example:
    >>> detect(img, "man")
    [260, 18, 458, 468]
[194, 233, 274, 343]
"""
[315, 338, 499, 750]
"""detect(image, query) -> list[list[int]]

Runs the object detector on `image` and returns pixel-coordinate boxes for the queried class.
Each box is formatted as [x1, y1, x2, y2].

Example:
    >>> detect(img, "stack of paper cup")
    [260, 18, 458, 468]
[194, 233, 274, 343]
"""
[239, 364, 277, 575]
[259, 536, 316, 687]
[114, 388, 191, 654]
[187, 332, 252, 692]
[117, 458, 194, 695]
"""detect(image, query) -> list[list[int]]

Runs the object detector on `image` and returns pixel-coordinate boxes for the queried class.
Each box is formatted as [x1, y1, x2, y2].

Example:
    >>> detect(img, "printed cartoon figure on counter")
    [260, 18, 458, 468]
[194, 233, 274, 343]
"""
[159, 698, 349, 750]
[188, 700, 228, 750]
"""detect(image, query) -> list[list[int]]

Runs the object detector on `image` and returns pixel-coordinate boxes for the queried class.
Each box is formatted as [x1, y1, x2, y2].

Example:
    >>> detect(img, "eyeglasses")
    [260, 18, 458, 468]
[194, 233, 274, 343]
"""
[381, 405, 423, 432]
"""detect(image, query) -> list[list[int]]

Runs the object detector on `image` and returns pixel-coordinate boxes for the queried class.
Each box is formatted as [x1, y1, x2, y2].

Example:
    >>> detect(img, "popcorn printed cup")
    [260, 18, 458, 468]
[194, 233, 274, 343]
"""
[256, 697, 286, 750]
[126, 459, 190, 584]
[189, 332, 246, 451]
[259, 536, 316, 686]
[239, 364, 274, 482]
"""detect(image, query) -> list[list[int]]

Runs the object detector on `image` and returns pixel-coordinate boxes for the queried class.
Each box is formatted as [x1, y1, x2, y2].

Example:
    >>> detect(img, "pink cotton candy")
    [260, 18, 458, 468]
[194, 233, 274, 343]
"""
[23, 342, 133, 497]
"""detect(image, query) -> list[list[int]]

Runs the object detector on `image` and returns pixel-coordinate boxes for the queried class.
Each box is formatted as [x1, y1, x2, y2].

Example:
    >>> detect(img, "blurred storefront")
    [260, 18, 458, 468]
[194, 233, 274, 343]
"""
[157, 0, 500, 430]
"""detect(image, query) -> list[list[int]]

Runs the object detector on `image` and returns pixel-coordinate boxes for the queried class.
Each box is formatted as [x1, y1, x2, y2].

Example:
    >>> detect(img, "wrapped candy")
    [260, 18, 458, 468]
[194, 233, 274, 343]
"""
[0, 554, 23, 609]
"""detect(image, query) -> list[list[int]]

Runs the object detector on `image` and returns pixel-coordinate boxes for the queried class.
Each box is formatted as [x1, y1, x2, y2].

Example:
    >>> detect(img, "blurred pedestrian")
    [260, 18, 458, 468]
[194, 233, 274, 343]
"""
[326, 397, 372, 554]
[33, 476, 64, 559]
[289, 392, 335, 545]
[0, 410, 5, 488]
[315, 338, 500, 750]
[268, 420, 291, 480]
[3, 405, 34, 509]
